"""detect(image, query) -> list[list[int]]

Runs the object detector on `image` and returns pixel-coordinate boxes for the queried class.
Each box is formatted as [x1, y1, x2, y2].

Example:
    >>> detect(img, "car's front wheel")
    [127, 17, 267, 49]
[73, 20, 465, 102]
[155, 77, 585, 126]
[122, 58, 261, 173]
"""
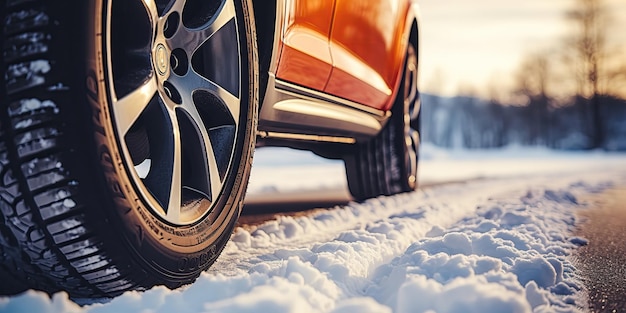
[0, 0, 257, 298]
[343, 44, 420, 201]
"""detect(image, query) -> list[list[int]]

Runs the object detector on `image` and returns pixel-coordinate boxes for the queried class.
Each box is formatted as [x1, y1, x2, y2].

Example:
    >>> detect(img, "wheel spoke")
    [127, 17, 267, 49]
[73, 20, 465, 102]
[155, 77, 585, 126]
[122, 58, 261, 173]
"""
[154, 0, 178, 16]
[408, 129, 419, 152]
[180, 105, 223, 200]
[140, 0, 160, 26]
[169, 70, 240, 125]
[405, 49, 420, 121]
[405, 128, 419, 187]
[168, 0, 235, 53]
[165, 111, 183, 223]
[166, 0, 186, 15]
[407, 86, 419, 122]
[114, 76, 158, 136]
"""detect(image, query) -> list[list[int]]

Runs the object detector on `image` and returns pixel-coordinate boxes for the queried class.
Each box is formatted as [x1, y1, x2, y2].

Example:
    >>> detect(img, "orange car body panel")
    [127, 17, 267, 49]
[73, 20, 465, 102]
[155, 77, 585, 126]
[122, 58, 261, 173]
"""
[275, 0, 416, 112]
[275, 0, 334, 91]
[325, 0, 410, 111]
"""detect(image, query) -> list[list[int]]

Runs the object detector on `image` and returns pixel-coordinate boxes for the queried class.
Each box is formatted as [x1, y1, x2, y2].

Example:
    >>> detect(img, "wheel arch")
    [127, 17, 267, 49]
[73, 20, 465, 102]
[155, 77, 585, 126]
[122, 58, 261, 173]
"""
[409, 2, 421, 55]
[384, 2, 420, 113]
[408, 5, 421, 115]
[387, 2, 420, 114]
[251, 0, 277, 105]
[409, 14, 419, 69]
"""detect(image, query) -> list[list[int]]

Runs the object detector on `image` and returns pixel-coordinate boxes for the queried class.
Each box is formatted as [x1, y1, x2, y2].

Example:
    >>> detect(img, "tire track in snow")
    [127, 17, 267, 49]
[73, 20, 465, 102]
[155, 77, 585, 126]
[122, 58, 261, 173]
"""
[209, 169, 617, 278]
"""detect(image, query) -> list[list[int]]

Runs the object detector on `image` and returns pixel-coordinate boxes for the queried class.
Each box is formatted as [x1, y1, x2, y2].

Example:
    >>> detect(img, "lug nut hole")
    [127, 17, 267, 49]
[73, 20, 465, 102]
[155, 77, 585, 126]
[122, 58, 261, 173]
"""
[171, 48, 188, 76]
[163, 81, 182, 104]
[164, 12, 180, 38]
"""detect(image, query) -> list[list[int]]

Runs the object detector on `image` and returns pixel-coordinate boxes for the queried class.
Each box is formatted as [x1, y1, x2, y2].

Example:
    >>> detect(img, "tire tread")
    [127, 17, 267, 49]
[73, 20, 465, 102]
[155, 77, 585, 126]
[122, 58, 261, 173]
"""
[343, 50, 419, 201]
[1, 0, 134, 298]
[1, 0, 258, 298]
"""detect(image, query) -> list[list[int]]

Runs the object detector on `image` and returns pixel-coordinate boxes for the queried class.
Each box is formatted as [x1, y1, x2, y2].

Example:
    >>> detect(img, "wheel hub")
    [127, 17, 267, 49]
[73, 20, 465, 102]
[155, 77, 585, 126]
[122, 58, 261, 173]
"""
[155, 43, 169, 75]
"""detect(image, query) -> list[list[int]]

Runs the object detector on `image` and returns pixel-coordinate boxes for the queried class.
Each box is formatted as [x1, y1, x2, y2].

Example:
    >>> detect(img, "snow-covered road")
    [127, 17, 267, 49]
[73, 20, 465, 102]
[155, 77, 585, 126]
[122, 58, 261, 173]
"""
[2, 146, 626, 313]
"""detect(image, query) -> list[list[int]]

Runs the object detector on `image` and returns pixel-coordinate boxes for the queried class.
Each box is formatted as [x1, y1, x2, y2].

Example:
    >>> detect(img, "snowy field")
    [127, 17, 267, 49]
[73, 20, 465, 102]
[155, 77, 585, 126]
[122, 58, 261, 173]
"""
[2, 145, 626, 313]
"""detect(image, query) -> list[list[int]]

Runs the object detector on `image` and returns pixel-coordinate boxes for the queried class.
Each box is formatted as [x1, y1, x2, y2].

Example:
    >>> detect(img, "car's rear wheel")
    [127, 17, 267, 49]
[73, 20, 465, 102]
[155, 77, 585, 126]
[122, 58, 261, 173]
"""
[344, 44, 420, 201]
[0, 0, 257, 298]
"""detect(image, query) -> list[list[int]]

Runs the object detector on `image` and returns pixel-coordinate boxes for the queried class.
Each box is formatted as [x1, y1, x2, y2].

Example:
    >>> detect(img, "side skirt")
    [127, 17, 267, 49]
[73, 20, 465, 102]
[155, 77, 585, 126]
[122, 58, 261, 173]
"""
[258, 74, 390, 143]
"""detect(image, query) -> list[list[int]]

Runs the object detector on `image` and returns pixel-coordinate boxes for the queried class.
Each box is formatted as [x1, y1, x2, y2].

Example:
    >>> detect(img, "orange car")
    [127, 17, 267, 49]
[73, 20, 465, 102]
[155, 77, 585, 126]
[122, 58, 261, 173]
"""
[0, 0, 420, 297]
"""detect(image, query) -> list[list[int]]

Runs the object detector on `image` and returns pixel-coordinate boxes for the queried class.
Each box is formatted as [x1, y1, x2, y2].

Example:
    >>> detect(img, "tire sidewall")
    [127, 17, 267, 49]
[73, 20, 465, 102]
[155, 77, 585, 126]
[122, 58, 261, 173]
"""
[84, 0, 257, 280]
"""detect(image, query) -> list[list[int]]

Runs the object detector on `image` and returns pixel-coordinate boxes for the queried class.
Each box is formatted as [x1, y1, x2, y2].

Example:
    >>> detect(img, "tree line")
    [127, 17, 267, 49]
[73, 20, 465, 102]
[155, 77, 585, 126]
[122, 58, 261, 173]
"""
[420, 93, 626, 150]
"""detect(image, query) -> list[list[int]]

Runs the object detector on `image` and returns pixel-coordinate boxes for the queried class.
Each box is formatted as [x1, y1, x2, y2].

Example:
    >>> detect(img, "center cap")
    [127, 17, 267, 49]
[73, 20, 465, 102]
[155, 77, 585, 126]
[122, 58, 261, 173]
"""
[155, 44, 169, 75]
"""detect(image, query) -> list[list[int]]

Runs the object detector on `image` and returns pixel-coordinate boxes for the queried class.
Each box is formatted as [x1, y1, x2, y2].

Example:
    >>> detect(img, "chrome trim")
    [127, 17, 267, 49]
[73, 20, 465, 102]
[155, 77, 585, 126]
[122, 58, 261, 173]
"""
[258, 131, 356, 144]
[259, 74, 390, 139]
[275, 79, 389, 117]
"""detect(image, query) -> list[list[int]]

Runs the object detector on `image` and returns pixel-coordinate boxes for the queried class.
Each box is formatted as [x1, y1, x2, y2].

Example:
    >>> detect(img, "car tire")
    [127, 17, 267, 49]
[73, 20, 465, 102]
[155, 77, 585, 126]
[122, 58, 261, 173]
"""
[0, 0, 257, 298]
[343, 44, 420, 201]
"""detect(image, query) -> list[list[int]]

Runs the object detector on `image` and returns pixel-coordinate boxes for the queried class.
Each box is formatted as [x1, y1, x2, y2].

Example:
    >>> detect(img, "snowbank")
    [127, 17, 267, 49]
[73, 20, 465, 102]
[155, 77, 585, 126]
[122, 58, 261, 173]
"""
[1, 147, 625, 313]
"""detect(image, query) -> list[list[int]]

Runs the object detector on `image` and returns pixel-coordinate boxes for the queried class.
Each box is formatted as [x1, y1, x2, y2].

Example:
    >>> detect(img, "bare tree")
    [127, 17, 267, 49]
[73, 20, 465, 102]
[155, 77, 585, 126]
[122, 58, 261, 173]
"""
[512, 52, 553, 145]
[565, 0, 610, 148]
[513, 52, 552, 103]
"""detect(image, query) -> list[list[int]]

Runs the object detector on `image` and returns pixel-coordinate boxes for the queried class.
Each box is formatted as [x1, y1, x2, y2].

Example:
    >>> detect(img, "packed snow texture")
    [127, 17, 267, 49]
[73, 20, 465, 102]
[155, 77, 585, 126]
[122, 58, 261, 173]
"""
[1, 146, 626, 313]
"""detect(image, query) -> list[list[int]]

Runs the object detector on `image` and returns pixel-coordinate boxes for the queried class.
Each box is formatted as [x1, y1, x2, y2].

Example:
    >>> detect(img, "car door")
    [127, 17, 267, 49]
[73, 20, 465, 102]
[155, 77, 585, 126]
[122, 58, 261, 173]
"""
[275, 0, 335, 92]
[325, 0, 408, 111]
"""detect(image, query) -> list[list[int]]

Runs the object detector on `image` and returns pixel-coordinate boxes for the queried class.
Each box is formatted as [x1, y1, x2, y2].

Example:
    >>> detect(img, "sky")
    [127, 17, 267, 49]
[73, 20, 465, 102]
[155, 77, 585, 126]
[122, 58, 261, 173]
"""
[418, 0, 626, 97]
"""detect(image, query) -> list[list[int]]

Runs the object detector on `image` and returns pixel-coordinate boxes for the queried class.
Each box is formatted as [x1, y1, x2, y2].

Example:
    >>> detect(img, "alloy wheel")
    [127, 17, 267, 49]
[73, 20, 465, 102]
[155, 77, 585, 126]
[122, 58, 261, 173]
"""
[402, 45, 420, 189]
[107, 0, 243, 225]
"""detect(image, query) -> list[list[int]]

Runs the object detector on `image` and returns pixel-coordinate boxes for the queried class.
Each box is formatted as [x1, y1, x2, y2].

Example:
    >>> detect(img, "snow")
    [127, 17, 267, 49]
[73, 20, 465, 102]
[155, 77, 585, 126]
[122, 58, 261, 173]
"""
[2, 145, 626, 313]
[247, 143, 626, 194]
